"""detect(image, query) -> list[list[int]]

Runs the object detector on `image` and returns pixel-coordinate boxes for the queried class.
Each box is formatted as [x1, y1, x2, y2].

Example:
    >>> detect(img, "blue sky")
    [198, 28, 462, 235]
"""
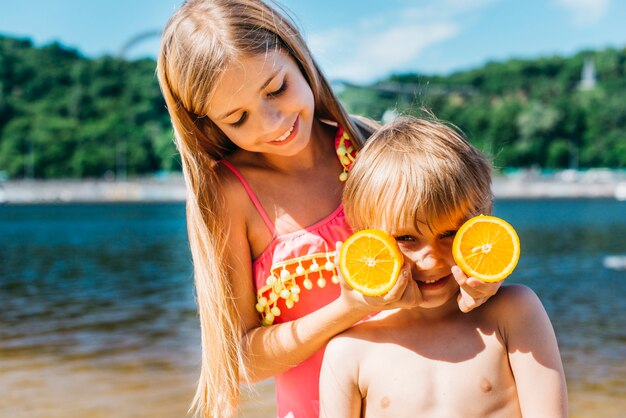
[1, 0, 624, 83]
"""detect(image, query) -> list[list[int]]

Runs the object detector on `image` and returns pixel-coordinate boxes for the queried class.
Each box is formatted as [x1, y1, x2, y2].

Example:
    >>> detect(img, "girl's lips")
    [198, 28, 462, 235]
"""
[416, 273, 452, 291]
[269, 117, 299, 146]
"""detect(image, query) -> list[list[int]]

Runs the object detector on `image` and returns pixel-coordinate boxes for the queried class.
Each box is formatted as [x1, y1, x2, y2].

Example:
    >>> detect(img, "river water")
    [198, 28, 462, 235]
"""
[1, 199, 625, 417]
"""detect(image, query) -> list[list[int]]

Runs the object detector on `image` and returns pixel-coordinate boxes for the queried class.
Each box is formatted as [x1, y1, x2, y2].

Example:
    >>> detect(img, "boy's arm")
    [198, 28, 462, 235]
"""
[319, 335, 362, 418]
[502, 285, 568, 417]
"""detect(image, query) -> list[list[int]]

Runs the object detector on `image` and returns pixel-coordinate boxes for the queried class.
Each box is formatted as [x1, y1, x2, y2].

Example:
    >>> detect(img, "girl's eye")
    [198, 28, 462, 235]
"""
[230, 112, 247, 128]
[267, 79, 288, 98]
[439, 230, 457, 239]
[395, 235, 416, 242]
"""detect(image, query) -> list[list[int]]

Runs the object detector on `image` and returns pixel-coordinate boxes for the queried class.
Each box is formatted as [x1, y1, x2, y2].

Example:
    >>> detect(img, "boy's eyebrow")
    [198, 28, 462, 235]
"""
[215, 68, 281, 121]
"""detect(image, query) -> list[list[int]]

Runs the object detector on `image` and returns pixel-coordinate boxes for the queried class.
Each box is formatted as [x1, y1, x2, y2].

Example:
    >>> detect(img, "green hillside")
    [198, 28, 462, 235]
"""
[0, 35, 624, 179]
[0, 36, 176, 179]
[339, 48, 626, 169]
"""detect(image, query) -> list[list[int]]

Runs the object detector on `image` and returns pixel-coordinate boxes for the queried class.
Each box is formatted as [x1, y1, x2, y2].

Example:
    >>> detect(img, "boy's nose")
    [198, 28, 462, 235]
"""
[412, 247, 442, 271]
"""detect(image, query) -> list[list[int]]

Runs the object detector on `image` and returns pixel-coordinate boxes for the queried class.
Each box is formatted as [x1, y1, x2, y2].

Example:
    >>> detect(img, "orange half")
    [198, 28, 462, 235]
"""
[452, 215, 520, 283]
[339, 229, 403, 296]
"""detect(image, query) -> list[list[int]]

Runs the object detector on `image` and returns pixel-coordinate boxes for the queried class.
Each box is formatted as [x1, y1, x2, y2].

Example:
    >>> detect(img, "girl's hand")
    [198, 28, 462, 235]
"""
[451, 265, 503, 312]
[334, 242, 422, 314]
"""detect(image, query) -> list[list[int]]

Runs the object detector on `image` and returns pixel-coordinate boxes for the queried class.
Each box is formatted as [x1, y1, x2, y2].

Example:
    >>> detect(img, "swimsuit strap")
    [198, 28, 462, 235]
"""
[221, 160, 277, 236]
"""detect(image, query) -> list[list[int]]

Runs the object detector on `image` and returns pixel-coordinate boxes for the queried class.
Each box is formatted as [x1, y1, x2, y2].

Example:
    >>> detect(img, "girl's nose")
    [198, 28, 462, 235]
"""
[258, 102, 283, 132]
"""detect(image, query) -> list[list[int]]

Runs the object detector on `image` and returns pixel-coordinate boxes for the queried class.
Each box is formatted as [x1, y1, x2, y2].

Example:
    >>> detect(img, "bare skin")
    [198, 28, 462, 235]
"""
[319, 223, 568, 417]
[207, 50, 503, 382]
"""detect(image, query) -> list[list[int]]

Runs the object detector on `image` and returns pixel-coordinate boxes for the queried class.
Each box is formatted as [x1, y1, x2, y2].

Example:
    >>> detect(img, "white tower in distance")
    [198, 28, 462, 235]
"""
[579, 57, 597, 90]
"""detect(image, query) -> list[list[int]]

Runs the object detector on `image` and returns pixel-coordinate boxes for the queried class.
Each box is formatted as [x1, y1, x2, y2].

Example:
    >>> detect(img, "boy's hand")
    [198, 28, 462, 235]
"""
[376, 262, 422, 309]
[452, 265, 503, 312]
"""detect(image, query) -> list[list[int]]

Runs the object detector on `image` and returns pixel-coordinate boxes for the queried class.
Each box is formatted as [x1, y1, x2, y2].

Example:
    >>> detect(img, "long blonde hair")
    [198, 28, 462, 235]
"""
[344, 116, 493, 234]
[156, 1, 364, 416]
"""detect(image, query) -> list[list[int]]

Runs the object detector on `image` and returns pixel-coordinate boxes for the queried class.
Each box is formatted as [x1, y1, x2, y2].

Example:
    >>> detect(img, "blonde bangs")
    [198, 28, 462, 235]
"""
[344, 116, 493, 236]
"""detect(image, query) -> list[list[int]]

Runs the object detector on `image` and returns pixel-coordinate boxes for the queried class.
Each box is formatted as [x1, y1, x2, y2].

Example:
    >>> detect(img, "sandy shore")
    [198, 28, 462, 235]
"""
[2, 362, 623, 418]
[1, 171, 626, 203]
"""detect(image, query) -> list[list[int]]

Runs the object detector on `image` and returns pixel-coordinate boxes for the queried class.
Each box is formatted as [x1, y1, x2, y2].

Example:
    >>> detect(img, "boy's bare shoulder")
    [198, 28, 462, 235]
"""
[491, 284, 540, 305]
[491, 284, 538, 301]
[324, 321, 385, 370]
[482, 284, 545, 322]
[328, 316, 391, 350]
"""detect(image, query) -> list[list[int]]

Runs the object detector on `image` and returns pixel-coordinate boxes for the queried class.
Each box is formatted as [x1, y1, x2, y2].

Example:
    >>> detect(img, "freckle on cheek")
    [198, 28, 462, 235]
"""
[380, 395, 391, 408]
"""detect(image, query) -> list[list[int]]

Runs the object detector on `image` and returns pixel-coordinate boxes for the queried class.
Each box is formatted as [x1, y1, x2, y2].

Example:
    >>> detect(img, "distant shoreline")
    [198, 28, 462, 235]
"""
[1, 172, 626, 203]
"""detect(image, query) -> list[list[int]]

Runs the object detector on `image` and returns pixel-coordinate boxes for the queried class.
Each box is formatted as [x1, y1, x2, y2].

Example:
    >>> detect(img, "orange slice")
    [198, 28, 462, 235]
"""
[452, 215, 520, 283]
[339, 229, 403, 296]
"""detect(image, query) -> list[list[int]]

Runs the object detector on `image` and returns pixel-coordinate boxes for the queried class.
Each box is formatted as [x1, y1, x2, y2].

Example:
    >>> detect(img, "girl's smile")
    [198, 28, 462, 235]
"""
[268, 116, 299, 146]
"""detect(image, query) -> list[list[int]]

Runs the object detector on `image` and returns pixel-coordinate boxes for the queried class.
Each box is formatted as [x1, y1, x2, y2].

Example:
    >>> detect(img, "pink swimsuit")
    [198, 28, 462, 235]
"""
[222, 126, 356, 417]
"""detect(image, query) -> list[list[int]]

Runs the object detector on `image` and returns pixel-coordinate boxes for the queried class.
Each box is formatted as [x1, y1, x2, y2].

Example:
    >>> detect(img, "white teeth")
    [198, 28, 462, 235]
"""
[423, 279, 438, 284]
[274, 124, 294, 142]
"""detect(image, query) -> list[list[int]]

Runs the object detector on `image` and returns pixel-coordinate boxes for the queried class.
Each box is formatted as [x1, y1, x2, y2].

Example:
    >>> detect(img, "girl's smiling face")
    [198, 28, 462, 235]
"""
[206, 49, 315, 157]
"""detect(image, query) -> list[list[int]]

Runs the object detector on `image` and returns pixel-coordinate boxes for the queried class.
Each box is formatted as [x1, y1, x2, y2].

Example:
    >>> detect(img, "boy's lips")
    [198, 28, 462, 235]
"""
[416, 273, 452, 290]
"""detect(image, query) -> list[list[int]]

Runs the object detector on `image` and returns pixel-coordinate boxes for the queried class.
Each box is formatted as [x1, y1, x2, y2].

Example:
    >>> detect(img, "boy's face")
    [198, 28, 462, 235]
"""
[392, 217, 463, 309]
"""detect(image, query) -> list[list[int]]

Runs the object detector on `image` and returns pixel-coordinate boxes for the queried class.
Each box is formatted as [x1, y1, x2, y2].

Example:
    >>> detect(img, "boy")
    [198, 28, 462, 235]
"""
[319, 116, 568, 417]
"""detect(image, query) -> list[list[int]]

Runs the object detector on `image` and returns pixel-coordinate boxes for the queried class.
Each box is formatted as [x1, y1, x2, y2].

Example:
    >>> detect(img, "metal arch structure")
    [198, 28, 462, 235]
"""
[112, 30, 162, 181]
[117, 30, 162, 59]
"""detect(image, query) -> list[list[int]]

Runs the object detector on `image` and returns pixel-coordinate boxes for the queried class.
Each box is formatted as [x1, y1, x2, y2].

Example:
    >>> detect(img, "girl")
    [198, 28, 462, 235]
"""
[156, 1, 502, 416]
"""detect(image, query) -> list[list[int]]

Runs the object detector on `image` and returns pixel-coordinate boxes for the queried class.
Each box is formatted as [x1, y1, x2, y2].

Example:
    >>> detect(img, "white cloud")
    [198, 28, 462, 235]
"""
[555, 0, 611, 26]
[306, 0, 497, 83]
[317, 23, 458, 83]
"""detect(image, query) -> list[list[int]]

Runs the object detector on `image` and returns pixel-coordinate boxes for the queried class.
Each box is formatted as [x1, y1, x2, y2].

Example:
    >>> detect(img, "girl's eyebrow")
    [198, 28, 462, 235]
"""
[216, 68, 281, 121]
[259, 69, 281, 90]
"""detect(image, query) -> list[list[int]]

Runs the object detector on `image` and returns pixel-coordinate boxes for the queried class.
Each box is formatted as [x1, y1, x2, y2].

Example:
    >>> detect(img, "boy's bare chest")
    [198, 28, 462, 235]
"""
[358, 329, 521, 418]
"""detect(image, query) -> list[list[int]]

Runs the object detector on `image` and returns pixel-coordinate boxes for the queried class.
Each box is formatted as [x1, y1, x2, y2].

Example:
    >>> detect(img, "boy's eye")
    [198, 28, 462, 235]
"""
[395, 235, 416, 242]
[439, 230, 457, 239]
[267, 79, 288, 98]
[230, 112, 247, 128]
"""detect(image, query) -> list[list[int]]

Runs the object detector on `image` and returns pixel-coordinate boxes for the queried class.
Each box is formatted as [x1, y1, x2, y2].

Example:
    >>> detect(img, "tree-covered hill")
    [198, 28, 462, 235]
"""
[0, 35, 624, 179]
[0, 36, 176, 179]
[339, 47, 626, 169]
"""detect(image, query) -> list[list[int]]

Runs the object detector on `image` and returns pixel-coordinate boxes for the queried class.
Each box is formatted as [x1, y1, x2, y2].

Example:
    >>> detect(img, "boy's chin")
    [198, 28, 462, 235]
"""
[418, 299, 451, 309]
[414, 276, 459, 309]
[417, 292, 459, 310]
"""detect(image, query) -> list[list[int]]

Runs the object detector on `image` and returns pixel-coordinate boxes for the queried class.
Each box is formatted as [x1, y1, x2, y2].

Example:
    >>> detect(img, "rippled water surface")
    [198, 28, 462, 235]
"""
[1, 199, 625, 417]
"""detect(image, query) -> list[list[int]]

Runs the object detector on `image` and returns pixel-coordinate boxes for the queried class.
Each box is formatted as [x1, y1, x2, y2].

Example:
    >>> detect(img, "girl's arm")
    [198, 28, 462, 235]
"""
[223, 177, 421, 382]
[319, 336, 362, 418]
[234, 244, 419, 381]
[501, 285, 568, 417]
